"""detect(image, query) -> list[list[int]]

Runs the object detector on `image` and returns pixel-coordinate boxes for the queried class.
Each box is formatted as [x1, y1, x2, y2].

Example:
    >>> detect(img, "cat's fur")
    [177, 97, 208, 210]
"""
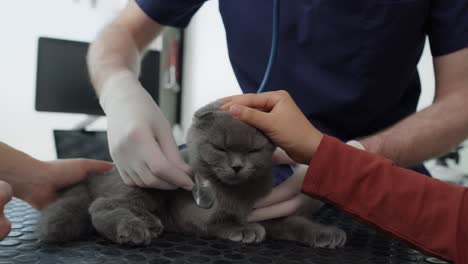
[37, 102, 346, 248]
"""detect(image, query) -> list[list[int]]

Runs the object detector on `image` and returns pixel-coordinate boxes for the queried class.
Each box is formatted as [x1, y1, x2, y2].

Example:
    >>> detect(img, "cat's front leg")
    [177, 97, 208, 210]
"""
[208, 222, 266, 243]
[262, 216, 346, 249]
[89, 197, 164, 246]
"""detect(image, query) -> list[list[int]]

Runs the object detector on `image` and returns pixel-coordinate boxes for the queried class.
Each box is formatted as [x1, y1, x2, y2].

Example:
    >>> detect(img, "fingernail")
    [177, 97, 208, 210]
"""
[229, 105, 241, 117]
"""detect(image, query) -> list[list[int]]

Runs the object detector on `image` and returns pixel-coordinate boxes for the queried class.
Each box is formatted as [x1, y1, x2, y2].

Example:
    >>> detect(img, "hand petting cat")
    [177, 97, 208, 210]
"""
[220, 91, 358, 222]
[0, 142, 113, 240]
[220, 90, 323, 165]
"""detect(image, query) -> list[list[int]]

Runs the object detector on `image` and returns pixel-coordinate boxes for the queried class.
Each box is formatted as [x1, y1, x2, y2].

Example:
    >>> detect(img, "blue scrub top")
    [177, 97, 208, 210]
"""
[137, 0, 468, 175]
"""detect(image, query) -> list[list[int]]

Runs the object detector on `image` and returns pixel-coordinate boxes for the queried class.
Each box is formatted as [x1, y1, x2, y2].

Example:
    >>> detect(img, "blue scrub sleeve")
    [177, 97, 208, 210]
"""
[135, 0, 206, 28]
[428, 0, 468, 56]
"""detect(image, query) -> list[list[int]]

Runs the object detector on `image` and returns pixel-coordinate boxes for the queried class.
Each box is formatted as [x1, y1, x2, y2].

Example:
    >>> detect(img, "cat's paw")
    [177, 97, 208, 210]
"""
[115, 218, 152, 246]
[309, 226, 346, 249]
[226, 223, 266, 244]
[146, 215, 164, 239]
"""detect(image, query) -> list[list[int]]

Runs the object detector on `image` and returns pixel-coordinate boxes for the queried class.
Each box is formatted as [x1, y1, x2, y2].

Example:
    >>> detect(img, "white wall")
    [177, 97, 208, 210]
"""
[1, 0, 456, 172]
[179, 1, 241, 134]
[0, 0, 153, 160]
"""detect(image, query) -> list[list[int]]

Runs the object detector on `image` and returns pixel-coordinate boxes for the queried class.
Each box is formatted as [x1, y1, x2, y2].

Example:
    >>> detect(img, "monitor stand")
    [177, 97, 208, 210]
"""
[73, 115, 101, 130]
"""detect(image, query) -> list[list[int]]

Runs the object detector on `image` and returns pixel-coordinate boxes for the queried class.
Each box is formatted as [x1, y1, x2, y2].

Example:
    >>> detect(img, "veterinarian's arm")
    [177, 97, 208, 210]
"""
[87, 0, 193, 190]
[359, 48, 468, 167]
[0, 142, 112, 209]
[87, 1, 162, 92]
[221, 91, 467, 263]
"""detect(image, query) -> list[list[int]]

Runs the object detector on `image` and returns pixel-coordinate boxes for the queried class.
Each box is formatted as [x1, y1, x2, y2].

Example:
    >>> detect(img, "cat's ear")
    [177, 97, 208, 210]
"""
[194, 109, 216, 121]
[195, 112, 215, 125]
[193, 101, 224, 121]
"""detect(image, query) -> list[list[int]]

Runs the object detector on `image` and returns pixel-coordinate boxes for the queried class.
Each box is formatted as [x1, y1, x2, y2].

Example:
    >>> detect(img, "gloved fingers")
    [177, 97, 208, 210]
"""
[253, 168, 305, 208]
[151, 113, 192, 176]
[272, 148, 296, 165]
[160, 137, 192, 176]
[174, 161, 193, 176]
[247, 194, 307, 222]
[114, 162, 135, 186]
[145, 141, 194, 190]
[138, 165, 177, 190]
[127, 170, 146, 187]
[120, 170, 137, 187]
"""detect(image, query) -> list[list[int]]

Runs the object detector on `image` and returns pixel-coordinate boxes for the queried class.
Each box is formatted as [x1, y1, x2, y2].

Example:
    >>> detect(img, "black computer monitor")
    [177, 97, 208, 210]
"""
[35, 37, 160, 115]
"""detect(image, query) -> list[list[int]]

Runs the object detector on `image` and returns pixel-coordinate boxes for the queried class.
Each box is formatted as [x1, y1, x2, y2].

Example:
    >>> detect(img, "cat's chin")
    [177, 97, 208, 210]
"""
[218, 175, 246, 186]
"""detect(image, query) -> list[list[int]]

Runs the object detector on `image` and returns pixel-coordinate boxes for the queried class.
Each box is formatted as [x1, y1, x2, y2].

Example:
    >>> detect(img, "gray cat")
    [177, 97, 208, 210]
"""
[37, 102, 346, 248]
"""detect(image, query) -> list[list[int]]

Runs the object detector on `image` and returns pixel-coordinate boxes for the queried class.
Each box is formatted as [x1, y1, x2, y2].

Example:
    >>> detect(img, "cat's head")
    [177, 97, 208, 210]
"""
[187, 101, 275, 185]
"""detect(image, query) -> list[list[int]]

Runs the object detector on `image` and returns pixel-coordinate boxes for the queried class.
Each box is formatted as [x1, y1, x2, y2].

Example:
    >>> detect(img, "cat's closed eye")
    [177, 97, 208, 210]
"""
[248, 148, 262, 153]
[212, 144, 226, 152]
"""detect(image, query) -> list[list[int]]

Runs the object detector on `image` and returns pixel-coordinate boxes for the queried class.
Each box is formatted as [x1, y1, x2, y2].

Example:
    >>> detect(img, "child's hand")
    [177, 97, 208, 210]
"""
[220, 90, 323, 164]
[21, 159, 113, 210]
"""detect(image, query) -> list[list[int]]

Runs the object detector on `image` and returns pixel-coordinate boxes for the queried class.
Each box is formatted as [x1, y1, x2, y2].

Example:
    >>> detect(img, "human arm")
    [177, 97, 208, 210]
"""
[87, 1, 162, 92]
[87, 0, 193, 190]
[303, 135, 466, 263]
[0, 142, 113, 209]
[359, 48, 468, 167]
[0, 181, 12, 240]
[220, 91, 467, 263]
[0, 142, 113, 239]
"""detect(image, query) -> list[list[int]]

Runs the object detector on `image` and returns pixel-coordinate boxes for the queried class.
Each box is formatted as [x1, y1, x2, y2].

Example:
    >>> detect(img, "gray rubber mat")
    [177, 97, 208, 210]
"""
[1, 198, 448, 264]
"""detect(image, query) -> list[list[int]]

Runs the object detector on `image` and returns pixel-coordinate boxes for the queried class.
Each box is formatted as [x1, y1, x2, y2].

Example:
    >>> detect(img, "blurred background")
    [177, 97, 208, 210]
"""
[0, 0, 466, 185]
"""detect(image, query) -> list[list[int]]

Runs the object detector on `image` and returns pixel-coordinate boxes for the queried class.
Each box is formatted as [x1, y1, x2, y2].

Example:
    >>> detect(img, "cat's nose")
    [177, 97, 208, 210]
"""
[232, 165, 243, 173]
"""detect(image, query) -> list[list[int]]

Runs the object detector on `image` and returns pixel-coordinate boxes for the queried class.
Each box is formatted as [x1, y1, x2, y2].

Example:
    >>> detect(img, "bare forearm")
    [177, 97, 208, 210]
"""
[87, 1, 163, 95]
[87, 24, 143, 95]
[360, 89, 468, 167]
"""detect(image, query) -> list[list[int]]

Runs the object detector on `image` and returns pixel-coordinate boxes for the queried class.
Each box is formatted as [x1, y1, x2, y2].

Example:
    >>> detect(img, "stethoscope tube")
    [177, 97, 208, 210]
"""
[257, 0, 280, 94]
[192, 0, 280, 209]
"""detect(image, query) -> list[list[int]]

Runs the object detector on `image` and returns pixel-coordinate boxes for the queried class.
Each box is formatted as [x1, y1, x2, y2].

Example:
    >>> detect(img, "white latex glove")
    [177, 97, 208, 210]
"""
[272, 148, 296, 165]
[100, 71, 193, 190]
[248, 141, 365, 222]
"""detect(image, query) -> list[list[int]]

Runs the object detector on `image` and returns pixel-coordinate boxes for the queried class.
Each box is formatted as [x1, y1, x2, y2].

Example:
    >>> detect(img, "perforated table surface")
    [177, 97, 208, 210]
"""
[0, 199, 450, 264]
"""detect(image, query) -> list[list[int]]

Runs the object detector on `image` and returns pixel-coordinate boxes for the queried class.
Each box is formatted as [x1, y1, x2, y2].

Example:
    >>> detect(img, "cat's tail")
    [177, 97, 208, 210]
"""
[37, 183, 93, 242]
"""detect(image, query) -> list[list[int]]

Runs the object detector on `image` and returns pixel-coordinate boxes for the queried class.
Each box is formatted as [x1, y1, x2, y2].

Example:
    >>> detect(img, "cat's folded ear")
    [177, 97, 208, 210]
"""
[193, 101, 224, 121]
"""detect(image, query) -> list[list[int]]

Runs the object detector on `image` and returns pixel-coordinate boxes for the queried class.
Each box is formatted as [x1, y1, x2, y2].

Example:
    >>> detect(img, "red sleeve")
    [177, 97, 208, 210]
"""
[301, 135, 468, 264]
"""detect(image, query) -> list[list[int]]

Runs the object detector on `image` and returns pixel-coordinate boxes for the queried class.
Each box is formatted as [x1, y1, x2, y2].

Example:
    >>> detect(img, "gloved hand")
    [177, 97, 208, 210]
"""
[100, 71, 193, 190]
[272, 148, 296, 165]
[248, 141, 364, 222]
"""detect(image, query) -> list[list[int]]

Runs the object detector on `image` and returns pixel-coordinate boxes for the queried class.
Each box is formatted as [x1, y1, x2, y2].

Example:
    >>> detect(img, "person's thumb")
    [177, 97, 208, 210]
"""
[228, 105, 271, 132]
